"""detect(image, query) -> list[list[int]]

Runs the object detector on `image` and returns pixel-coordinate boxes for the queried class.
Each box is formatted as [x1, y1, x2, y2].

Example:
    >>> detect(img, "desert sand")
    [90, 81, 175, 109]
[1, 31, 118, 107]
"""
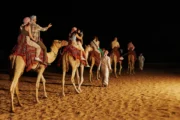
[0, 68, 180, 120]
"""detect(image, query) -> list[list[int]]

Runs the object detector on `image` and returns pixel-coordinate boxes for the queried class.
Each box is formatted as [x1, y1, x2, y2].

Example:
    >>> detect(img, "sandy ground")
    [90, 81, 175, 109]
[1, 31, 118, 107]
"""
[0, 68, 180, 120]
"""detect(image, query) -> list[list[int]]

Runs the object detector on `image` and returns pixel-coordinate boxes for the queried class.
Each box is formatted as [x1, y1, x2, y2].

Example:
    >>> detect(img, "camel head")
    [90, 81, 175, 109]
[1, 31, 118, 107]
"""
[52, 40, 68, 49]
[85, 44, 93, 52]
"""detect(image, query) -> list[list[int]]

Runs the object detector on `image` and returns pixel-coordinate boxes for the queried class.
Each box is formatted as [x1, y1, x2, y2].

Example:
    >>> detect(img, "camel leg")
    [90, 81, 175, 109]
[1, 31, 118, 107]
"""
[71, 66, 80, 94]
[78, 64, 84, 92]
[35, 65, 45, 103]
[114, 56, 118, 78]
[127, 55, 131, 74]
[132, 55, 135, 74]
[96, 67, 100, 80]
[41, 75, 47, 98]
[10, 57, 25, 112]
[89, 58, 95, 82]
[62, 70, 66, 97]
[76, 68, 80, 85]
[62, 55, 67, 97]
[15, 84, 23, 107]
[119, 61, 122, 75]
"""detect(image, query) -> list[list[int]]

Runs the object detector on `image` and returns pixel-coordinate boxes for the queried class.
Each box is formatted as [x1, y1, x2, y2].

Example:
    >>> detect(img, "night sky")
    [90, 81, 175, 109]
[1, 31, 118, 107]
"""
[1, 13, 180, 65]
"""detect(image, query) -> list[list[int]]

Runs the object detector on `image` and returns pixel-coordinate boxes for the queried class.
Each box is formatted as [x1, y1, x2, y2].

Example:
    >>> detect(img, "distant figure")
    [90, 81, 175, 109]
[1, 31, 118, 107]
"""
[98, 50, 112, 87]
[138, 53, 145, 70]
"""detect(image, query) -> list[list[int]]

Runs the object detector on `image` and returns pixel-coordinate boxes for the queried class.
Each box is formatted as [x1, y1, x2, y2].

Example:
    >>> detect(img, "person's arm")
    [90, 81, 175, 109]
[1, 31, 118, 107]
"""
[117, 42, 120, 48]
[20, 24, 24, 30]
[28, 26, 36, 41]
[107, 57, 112, 72]
[35, 23, 52, 32]
[76, 33, 82, 40]
[132, 44, 135, 50]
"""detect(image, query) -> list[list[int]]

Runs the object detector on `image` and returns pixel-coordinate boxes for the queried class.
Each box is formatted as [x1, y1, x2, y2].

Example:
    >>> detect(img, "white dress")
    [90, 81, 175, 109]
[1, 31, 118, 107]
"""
[138, 55, 145, 70]
[98, 55, 112, 86]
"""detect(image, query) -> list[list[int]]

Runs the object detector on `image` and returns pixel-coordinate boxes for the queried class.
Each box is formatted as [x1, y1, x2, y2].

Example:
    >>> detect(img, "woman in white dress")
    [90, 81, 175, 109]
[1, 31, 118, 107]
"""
[98, 50, 112, 87]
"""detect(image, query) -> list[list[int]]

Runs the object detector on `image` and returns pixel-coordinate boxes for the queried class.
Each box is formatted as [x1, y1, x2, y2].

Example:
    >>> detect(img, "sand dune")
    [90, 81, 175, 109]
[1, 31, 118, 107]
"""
[0, 69, 180, 120]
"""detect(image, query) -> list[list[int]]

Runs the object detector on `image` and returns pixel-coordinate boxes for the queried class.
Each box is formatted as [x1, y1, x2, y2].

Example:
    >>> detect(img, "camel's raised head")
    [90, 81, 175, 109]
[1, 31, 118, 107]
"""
[85, 44, 93, 52]
[52, 40, 68, 49]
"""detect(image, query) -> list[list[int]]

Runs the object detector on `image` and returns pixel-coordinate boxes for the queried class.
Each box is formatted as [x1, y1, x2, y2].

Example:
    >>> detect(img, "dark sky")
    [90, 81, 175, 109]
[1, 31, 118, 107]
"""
[1, 13, 180, 63]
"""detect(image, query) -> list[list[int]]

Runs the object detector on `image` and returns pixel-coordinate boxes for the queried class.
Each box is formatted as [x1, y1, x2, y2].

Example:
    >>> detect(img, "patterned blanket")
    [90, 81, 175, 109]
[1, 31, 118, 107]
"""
[12, 43, 47, 72]
[128, 49, 137, 61]
[57, 45, 86, 66]
[110, 47, 122, 62]
[89, 50, 101, 66]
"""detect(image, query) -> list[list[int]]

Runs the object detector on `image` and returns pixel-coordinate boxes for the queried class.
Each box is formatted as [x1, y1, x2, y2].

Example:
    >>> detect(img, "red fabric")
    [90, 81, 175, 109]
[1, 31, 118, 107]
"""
[12, 43, 47, 72]
[89, 50, 101, 66]
[57, 45, 86, 66]
[128, 49, 137, 61]
[110, 47, 122, 63]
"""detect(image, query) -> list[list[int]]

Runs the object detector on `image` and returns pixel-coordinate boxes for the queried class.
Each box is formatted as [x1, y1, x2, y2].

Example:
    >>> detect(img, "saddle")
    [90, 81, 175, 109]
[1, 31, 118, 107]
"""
[128, 49, 137, 61]
[58, 44, 86, 66]
[89, 50, 101, 66]
[12, 42, 47, 72]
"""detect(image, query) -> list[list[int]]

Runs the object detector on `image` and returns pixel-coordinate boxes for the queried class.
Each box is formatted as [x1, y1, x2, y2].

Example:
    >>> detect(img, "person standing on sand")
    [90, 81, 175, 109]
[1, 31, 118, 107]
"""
[138, 53, 145, 70]
[98, 50, 112, 87]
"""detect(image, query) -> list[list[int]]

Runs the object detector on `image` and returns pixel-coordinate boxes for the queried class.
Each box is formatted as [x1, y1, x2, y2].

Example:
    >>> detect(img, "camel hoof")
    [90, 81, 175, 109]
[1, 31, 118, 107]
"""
[44, 94, 48, 98]
[11, 108, 15, 113]
[62, 93, 65, 97]
[78, 88, 82, 93]
[36, 100, 40, 104]
[75, 89, 80, 94]
[18, 103, 23, 107]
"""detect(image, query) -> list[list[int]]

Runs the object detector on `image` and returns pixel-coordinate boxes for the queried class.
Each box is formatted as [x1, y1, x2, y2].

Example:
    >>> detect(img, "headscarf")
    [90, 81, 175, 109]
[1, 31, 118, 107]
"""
[30, 15, 36, 21]
[23, 17, 30, 25]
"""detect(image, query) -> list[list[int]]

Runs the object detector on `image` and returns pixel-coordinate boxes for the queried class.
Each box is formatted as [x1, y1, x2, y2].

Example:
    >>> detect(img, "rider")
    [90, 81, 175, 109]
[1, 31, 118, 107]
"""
[111, 37, 120, 49]
[111, 37, 122, 61]
[76, 29, 90, 67]
[68, 27, 87, 61]
[127, 41, 135, 51]
[90, 36, 103, 57]
[30, 15, 52, 65]
[14, 17, 42, 62]
[127, 41, 136, 60]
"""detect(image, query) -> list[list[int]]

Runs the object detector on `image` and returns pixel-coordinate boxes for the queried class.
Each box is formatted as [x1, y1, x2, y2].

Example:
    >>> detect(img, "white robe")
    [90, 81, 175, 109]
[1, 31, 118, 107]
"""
[138, 55, 145, 70]
[98, 55, 112, 86]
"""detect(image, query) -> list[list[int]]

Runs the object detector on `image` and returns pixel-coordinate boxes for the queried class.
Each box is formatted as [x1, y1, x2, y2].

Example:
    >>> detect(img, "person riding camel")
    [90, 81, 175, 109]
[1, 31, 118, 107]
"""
[68, 27, 87, 61]
[13, 17, 42, 62]
[127, 41, 136, 60]
[76, 29, 90, 67]
[30, 15, 52, 65]
[90, 36, 103, 57]
[111, 37, 122, 60]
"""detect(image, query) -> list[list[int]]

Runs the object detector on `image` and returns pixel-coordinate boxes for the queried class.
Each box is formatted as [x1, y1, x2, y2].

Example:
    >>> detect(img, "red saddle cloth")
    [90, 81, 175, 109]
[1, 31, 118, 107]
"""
[12, 43, 48, 72]
[110, 47, 122, 62]
[57, 45, 86, 66]
[128, 49, 137, 61]
[89, 50, 101, 67]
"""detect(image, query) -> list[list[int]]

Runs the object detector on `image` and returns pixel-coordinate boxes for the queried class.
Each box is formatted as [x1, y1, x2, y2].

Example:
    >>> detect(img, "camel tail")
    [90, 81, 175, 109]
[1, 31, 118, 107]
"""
[8, 54, 16, 80]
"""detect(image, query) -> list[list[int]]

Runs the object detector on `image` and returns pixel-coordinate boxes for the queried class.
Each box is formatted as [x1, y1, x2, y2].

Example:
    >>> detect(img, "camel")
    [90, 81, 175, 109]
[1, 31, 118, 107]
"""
[127, 49, 136, 75]
[110, 47, 123, 78]
[89, 49, 102, 82]
[61, 44, 92, 96]
[9, 40, 68, 112]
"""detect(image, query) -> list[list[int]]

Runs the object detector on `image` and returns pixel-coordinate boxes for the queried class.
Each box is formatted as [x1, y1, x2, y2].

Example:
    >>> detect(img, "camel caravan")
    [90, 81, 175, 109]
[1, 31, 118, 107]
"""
[9, 16, 141, 112]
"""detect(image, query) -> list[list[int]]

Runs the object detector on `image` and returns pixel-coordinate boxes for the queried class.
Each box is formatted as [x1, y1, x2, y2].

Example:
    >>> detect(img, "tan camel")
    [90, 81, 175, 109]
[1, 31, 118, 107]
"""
[89, 53, 101, 82]
[61, 45, 92, 96]
[9, 40, 68, 112]
[110, 50, 123, 78]
[127, 51, 135, 75]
